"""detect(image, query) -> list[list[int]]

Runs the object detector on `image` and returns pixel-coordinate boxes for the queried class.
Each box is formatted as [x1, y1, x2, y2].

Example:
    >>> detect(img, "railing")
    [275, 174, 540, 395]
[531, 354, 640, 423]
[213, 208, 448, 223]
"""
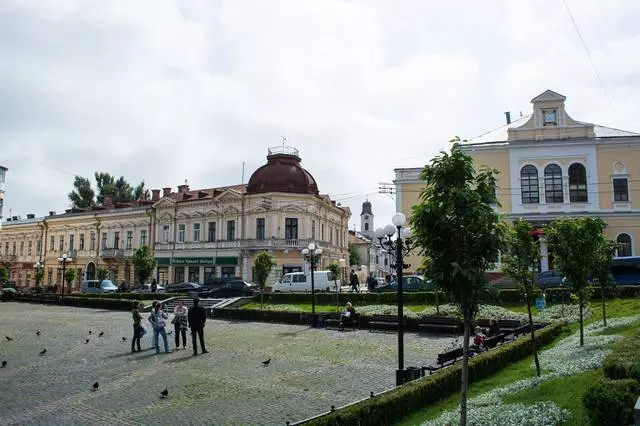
[101, 248, 134, 258]
[154, 238, 315, 251]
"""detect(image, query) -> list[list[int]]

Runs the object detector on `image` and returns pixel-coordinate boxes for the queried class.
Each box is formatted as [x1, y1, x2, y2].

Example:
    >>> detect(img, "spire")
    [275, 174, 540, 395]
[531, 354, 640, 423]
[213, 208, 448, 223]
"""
[360, 200, 373, 216]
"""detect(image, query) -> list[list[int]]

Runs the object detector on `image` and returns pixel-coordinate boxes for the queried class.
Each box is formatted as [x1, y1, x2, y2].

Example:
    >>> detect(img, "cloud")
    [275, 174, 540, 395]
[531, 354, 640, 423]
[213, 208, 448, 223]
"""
[1, 0, 639, 231]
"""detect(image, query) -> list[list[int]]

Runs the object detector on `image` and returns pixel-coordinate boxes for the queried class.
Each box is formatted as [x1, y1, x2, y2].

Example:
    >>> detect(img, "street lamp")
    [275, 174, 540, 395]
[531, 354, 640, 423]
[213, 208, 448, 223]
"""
[57, 253, 73, 300]
[375, 212, 413, 386]
[302, 242, 323, 328]
[34, 261, 43, 290]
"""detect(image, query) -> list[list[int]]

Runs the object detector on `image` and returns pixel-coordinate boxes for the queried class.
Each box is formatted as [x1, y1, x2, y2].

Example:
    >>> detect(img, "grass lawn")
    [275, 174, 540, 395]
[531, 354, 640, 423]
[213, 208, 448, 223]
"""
[241, 302, 434, 312]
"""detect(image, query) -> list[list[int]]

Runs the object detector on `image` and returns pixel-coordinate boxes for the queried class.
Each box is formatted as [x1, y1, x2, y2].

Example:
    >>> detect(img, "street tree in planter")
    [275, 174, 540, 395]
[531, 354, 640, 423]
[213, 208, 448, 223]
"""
[97, 267, 110, 281]
[327, 262, 342, 312]
[591, 238, 617, 327]
[502, 219, 541, 377]
[410, 141, 505, 426]
[0, 265, 8, 286]
[253, 251, 276, 310]
[546, 217, 606, 346]
[131, 246, 157, 287]
[64, 268, 77, 291]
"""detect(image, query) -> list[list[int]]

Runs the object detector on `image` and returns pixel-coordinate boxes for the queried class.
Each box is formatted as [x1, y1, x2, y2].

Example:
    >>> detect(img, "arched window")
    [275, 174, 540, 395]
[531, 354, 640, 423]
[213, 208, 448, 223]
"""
[569, 163, 588, 202]
[544, 164, 564, 203]
[364, 223, 369, 231]
[520, 165, 539, 204]
[617, 233, 632, 257]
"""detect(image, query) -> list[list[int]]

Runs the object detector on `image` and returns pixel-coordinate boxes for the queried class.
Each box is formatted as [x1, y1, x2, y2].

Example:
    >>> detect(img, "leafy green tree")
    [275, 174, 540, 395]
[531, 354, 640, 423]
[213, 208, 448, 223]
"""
[35, 266, 44, 288]
[591, 238, 617, 327]
[503, 219, 541, 377]
[253, 251, 276, 309]
[348, 243, 360, 267]
[327, 262, 342, 312]
[546, 217, 606, 346]
[97, 267, 110, 281]
[64, 268, 77, 289]
[68, 176, 95, 208]
[410, 142, 504, 426]
[134, 180, 150, 201]
[131, 246, 157, 285]
[0, 265, 8, 285]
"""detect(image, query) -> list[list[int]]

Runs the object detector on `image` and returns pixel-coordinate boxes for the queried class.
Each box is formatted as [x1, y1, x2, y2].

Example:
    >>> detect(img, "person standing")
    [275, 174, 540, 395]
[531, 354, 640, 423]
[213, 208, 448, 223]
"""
[172, 300, 188, 350]
[187, 298, 208, 356]
[349, 269, 360, 293]
[150, 302, 170, 354]
[366, 272, 377, 292]
[131, 301, 143, 353]
[151, 279, 158, 293]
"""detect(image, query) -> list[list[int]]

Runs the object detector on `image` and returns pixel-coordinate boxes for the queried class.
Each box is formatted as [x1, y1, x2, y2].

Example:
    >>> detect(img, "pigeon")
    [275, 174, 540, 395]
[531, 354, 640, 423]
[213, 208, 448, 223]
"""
[160, 388, 168, 398]
[1, 360, 6, 368]
[39, 348, 46, 356]
[122, 337, 127, 341]
[36, 331, 41, 336]
[93, 382, 99, 391]
[262, 358, 271, 366]
[167, 330, 173, 336]
[5, 336, 12, 341]
[98, 332, 104, 337]
[89, 331, 92, 335]
[85, 338, 90, 344]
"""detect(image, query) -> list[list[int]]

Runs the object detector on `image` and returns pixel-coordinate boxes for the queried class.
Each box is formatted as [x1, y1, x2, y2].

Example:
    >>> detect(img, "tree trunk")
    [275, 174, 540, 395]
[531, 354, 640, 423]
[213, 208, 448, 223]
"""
[600, 284, 607, 327]
[260, 289, 264, 311]
[436, 290, 440, 315]
[579, 293, 584, 346]
[335, 279, 339, 313]
[526, 294, 541, 377]
[459, 317, 471, 426]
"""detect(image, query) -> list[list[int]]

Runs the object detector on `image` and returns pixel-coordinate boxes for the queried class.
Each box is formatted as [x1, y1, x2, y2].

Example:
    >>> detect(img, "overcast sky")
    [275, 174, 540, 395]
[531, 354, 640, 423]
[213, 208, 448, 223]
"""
[2, 0, 640, 232]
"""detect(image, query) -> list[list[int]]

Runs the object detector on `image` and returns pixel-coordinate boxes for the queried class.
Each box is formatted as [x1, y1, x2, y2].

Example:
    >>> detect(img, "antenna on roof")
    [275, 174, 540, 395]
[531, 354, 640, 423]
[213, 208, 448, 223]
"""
[184, 179, 188, 185]
[281, 135, 287, 147]
[241, 162, 245, 185]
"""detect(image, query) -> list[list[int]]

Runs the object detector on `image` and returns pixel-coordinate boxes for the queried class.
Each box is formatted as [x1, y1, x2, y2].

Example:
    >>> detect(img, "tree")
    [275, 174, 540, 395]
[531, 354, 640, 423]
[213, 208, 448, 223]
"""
[348, 244, 360, 268]
[410, 142, 504, 426]
[131, 246, 157, 286]
[591, 238, 617, 327]
[35, 267, 44, 288]
[253, 251, 276, 309]
[502, 219, 541, 377]
[327, 262, 342, 312]
[545, 217, 606, 346]
[64, 268, 77, 289]
[0, 265, 8, 285]
[68, 176, 95, 208]
[134, 180, 150, 201]
[97, 267, 110, 281]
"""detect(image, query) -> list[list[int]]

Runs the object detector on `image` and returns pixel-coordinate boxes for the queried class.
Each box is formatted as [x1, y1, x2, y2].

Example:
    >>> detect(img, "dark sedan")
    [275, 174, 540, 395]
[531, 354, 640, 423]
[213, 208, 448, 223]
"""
[165, 283, 202, 293]
[372, 275, 434, 292]
[203, 281, 258, 298]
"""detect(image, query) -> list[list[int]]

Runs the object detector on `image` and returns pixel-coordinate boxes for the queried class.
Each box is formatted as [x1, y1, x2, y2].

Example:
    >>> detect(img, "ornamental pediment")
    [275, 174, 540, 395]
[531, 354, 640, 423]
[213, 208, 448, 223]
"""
[214, 189, 242, 203]
[281, 203, 306, 213]
[153, 198, 176, 209]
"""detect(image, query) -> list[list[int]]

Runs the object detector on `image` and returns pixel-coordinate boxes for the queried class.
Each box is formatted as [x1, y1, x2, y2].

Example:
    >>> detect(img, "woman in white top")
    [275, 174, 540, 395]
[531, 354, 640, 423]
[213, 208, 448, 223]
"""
[173, 300, 189, 349]
[150, 302, 170, 354]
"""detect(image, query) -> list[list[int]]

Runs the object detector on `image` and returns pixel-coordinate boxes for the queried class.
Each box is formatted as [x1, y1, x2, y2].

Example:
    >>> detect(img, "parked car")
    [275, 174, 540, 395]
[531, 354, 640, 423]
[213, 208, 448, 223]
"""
[372, 275, 434, 292]
[132, 283, 166, 293]
[196, 277, 245, 297]
[165, 283, 201, 293]
[269, 271, 339, 293]
[535, 270, 566, 288]
[0, 287, 17, 301]
[203, 280, 259, 298]
[81, 279, 119, 294]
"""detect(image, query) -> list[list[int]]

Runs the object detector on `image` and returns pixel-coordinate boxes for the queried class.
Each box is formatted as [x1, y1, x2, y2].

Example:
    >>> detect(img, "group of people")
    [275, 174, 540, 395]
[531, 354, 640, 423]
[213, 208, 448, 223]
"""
[131, 297, 209, 356]
[471, 318, 501, 352]
[349, 270, 383, 293]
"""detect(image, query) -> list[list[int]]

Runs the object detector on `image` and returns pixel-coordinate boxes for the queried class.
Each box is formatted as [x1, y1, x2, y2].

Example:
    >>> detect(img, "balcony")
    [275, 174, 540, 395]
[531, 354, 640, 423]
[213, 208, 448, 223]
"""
[101, 248, 134, 259]
[154, 238, 314, 252]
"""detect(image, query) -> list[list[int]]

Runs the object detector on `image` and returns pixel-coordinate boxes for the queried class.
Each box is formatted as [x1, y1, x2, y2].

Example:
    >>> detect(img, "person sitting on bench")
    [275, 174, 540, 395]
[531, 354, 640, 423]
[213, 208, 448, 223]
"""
[487, 318, 501, 337]
[471, 326, 488, 352]
[340, 302, 356, 331]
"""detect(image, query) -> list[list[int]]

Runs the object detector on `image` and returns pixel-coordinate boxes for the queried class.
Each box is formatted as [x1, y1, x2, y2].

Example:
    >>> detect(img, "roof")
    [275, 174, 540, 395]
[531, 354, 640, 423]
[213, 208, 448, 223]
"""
[167, 184, 247, 202]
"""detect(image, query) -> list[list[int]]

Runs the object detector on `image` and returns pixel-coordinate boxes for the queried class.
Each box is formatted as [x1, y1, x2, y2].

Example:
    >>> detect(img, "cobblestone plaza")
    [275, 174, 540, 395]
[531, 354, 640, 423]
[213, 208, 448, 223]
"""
[0, 304, 452, 425]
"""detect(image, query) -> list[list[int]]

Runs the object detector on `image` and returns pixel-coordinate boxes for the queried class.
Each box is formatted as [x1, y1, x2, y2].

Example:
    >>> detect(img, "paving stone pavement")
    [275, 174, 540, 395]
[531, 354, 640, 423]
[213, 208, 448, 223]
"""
[0, 303, 456, 425]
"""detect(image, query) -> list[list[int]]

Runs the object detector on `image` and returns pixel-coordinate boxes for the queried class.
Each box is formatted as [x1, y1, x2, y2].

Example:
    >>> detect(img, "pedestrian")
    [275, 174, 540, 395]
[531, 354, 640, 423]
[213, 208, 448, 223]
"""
[151, 279, 158, 293]
[349, 269, 360, 293]
[131, 301, 143, 353]
[366, 272, 377, 292]
[187, 298, 208, 356]
[150, 302, 170, 354]
[172, 299, 188, 350]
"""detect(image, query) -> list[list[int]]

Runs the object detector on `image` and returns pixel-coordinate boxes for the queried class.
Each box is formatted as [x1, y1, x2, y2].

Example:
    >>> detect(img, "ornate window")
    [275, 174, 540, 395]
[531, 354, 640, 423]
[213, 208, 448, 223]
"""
[520, 165, 539, 204]
[613, 178, 629, 202]
[544, 164, 563, 203]
[617, 233, 632, 257]
[568, 163, 588, 202]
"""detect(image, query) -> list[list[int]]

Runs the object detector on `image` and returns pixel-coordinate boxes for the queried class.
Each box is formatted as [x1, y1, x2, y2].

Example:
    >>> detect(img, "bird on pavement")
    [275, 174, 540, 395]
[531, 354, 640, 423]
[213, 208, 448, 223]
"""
[160, 388, 168, 398]
[122, 337, 127, 341]
[5, 336, 13, 341]
[85, 339, 90, 344]
[167, 330, 173, 336]
[262, 358, 271, 366]
[39, 348, 46, 356]
[89, 331, 92, 335]
[36, 331, 41, 336]
[98, 332, 104, 337]
[93, 382, 99, 391]
[1, 361, 6, 368]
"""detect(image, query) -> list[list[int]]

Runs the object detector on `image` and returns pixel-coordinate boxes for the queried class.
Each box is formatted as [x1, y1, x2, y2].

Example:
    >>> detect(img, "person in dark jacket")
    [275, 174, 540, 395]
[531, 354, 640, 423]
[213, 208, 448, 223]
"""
[366, 273, 377, 292]
[349, 269, 360, 293]
[187, 298, 208, 356]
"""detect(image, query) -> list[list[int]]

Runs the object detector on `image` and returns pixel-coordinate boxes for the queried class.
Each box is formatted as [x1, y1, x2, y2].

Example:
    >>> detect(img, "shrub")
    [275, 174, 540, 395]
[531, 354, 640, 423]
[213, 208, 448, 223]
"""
[307, 321, 565, 426]
[602, 330, 640, 382]
[583, 378, 640, 426]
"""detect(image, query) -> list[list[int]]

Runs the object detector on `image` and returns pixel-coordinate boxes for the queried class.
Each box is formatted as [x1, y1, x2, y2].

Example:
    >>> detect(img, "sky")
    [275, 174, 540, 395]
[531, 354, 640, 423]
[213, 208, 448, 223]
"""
[2, 0, 640, 232]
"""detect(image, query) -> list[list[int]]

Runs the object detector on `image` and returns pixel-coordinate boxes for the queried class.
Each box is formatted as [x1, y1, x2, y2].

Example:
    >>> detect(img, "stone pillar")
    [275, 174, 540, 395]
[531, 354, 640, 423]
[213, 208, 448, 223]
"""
[540, 241, 549, 272]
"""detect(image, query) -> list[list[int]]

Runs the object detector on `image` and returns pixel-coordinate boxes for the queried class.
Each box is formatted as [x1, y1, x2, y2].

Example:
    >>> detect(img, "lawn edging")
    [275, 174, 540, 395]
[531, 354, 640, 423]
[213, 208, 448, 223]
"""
[298, 321, 566, 426]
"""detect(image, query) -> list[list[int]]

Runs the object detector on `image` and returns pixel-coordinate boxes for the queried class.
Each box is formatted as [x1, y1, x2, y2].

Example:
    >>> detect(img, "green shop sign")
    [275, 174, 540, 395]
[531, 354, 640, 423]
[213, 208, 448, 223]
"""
[155, 256, 238, 266]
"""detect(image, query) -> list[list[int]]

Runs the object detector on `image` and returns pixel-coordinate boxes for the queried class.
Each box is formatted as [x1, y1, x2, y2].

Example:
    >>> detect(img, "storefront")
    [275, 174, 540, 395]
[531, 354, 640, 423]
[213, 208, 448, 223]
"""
[155, 256, 239, 284]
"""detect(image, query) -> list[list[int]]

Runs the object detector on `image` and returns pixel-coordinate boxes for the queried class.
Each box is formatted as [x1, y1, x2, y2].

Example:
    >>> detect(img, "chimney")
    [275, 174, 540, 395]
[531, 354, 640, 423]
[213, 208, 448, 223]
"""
[505, 111, 511, 125]
[26, 214, 35, 219]
[103, 195, 113, 206]
[162, 187, 171, 197]
[152, 189, 161, 201]
[177, 184, 190, 193]
[12, 216, 18, 221]
[49, 211, 56, 216]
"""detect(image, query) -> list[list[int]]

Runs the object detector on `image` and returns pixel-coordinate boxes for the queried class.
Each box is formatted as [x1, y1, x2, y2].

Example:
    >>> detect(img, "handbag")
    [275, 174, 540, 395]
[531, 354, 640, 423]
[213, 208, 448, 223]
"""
[170, 316, 177, 325]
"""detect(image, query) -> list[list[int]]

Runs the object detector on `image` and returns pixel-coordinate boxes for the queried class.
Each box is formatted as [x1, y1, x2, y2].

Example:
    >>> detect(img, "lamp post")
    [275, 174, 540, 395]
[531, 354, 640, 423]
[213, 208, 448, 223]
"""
[34, 261, 43, 290]
[57, 253, 73, 300]
[375, 212, 412, 386]
[302, 242, 323, 328]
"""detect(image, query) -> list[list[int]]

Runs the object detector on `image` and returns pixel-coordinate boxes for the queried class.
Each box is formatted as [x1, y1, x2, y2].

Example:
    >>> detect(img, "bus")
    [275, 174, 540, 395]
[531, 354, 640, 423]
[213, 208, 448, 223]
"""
[611, 256, 640, 285]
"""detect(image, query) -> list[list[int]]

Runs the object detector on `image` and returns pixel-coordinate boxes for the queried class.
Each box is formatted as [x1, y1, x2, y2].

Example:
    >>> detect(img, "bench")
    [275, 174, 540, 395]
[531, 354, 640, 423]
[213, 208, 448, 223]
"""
[324, 313, 359, 331]
[476, 318, 522, 334]
[422, 347, 465, 374]
[418, 316, 462, 334]
[367, 315, 399, 332]
[484, 333, 505, 349]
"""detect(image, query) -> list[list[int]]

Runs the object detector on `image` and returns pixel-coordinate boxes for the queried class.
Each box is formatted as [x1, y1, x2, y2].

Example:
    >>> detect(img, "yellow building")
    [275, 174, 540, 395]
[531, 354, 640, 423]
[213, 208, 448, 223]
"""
[395, 90, 640, 274]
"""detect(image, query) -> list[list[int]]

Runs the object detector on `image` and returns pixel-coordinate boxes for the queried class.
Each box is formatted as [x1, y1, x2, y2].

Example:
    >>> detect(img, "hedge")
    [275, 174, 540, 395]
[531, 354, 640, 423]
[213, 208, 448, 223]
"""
[26, 292, 188, 300]
[15, 295, 137, 311]
[602, 329, 640, 382]
[304, 321, 566, 426]
[582, 378, 640, 426]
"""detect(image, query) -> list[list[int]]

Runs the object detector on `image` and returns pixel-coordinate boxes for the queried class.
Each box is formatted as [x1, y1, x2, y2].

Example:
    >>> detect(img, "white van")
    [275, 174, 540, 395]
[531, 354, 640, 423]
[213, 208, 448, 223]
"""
[270, 271, 340, 293]
[81, 279, 119, 294]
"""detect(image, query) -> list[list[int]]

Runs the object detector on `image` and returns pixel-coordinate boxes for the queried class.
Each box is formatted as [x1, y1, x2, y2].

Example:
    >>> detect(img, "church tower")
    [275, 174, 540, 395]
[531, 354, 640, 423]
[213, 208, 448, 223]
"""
[360, 200, 374, 239]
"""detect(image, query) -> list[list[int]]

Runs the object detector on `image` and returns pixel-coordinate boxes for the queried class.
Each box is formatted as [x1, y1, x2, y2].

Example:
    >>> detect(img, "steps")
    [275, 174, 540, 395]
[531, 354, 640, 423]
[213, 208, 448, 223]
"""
[162, 297, 225, 312]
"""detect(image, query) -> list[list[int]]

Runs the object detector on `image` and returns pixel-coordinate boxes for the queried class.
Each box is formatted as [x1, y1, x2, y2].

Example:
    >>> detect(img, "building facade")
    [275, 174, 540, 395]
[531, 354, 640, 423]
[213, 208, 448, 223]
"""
[395, 90, 640, 274]
[0, 165, 6, 231]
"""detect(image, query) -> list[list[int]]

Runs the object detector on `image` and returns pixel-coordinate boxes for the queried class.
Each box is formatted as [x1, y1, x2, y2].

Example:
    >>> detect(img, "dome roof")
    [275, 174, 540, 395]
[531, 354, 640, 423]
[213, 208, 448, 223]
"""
[246, 147, 319, 196]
